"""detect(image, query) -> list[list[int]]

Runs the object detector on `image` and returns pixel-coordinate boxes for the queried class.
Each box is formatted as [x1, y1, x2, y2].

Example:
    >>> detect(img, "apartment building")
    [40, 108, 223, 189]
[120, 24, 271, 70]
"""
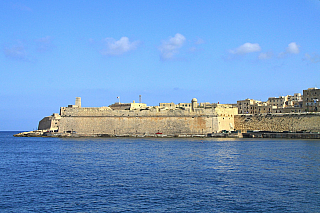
[303, 88, 320, 112]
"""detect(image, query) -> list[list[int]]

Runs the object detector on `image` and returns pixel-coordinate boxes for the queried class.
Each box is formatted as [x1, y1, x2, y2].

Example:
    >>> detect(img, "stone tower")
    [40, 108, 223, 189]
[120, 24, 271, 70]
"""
[75, 97, 81, 108]
[191, 98, 198, 111]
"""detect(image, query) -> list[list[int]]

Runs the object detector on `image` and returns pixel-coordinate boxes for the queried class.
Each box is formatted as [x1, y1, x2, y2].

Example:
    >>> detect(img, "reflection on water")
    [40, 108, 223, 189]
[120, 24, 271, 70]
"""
[0, 132, 319, 212]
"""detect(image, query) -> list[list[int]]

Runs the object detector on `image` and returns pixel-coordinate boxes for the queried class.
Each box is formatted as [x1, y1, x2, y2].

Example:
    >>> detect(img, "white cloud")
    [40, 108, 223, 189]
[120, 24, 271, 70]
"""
[286, 42, 300, 54]
[258, 52, 273, 60]
[159, 33, 186, 60]
[195, 38, 205, 45]
[304, 53, 320, 63]
[3, 44, 28, 60]
[188, 47, 197, 52]
[279, 42, 300, 57]
[100, 37, 140, 56]
[36, 36, 53, 52]
[229, 43, 261, 55]
[189, 38, 205, 53]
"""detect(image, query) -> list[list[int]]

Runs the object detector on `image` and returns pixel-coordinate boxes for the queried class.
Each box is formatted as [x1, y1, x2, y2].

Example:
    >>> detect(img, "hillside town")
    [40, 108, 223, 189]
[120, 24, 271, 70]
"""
[236, 87, 319, 114]
[157, 87, 319, 114]
[105, 87, 320, 115]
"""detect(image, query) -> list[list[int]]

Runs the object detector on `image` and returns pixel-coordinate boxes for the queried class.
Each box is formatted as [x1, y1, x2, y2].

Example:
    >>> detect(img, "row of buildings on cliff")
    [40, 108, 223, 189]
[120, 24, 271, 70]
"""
[156, 87, 319, 115]
[237, 87, 319, 114]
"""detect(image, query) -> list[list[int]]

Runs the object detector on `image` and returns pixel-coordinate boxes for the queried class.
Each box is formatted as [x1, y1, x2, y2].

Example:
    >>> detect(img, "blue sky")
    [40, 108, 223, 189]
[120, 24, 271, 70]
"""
[1, 0, 320, 130]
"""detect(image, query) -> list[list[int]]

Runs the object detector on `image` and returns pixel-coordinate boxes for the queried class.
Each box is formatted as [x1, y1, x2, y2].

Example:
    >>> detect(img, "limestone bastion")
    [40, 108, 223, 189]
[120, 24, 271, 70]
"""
[37, 97, 238, 137]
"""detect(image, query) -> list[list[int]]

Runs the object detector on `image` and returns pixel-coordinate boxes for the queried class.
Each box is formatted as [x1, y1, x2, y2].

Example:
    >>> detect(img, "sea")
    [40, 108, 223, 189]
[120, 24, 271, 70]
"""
[0, 131, 319, 212]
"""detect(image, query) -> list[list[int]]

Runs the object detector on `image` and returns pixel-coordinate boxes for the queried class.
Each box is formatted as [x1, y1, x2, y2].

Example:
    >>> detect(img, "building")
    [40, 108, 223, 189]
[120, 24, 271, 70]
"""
[159, 102, 176, 109]
[253, 103, 276, 114]
[303, 87, 320, 112]
[109, 101, 147, 110]
[237, 91, 305, 114]
[237, 99, 260, 114]
[267, 96, 288, 108]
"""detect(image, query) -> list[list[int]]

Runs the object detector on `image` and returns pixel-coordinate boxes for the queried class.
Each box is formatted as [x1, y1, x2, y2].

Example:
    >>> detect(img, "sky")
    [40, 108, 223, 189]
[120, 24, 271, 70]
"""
[1, 0, 320, 130]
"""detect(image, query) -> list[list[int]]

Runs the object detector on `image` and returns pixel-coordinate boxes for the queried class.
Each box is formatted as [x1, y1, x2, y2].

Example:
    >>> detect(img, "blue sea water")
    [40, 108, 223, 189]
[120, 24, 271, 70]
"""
[0, 131, 319, 212]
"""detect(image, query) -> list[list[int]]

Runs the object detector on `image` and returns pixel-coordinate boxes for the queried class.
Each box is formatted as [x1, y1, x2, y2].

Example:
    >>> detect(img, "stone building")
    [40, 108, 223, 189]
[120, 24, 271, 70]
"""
[303, 87, 320, 112]
[253, 103, 276, 114]
[176, 102, 192, 108]
[109, 101, 147, 110]
[287, 93, 302, 106]
[159, 102, 176, 109]
[267, 96, 288, 108]
[237, 99, 260, 114]
[237, 90, 305, 114]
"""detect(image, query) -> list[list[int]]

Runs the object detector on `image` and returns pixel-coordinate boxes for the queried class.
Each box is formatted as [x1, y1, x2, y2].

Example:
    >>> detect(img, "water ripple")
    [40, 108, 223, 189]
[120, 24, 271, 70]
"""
[0, 132, 319, 212]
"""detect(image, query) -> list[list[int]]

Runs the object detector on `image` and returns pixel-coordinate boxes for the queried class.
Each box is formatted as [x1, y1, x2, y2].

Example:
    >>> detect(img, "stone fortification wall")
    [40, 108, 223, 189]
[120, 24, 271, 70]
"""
[38, 113, 61, 130]
[58, 115, 218, 135]
[215, 106, 237, 131]
[38, 117, 52, 130]
[234, 113, 320, 132]
[56, 106, 237, 135]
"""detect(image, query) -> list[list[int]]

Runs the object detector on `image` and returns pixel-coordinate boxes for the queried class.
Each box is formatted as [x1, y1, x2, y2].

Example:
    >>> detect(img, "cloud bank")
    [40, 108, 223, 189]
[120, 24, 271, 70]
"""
[228, 42, 303, 61]
[159, 33, 186, 60]
[100, 37, 140, 56]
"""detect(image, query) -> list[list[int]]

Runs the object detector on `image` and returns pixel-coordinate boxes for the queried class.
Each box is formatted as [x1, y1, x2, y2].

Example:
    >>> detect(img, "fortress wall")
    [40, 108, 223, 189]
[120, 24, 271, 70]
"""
[58, 116, 219, 135]
[234, 113, 320, 132]
[217, 116, 235, 132]
[38, 114, 61, 130]
[47, 104, 238, 135]
[38, 116, 52, 130]
[215, 107, 238, 132]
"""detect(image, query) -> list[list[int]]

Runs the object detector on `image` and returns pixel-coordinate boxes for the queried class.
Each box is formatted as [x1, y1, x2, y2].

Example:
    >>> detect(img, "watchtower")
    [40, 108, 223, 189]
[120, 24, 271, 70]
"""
[75, 97, 81, 108]
[191, 98, 198, 111]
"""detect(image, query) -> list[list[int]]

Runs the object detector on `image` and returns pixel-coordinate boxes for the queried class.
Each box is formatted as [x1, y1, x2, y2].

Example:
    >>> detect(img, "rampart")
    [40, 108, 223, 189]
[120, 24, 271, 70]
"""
[56, 106, 237, 135]
[234, 113, 320, 132]
[38, 113, 61, 131]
